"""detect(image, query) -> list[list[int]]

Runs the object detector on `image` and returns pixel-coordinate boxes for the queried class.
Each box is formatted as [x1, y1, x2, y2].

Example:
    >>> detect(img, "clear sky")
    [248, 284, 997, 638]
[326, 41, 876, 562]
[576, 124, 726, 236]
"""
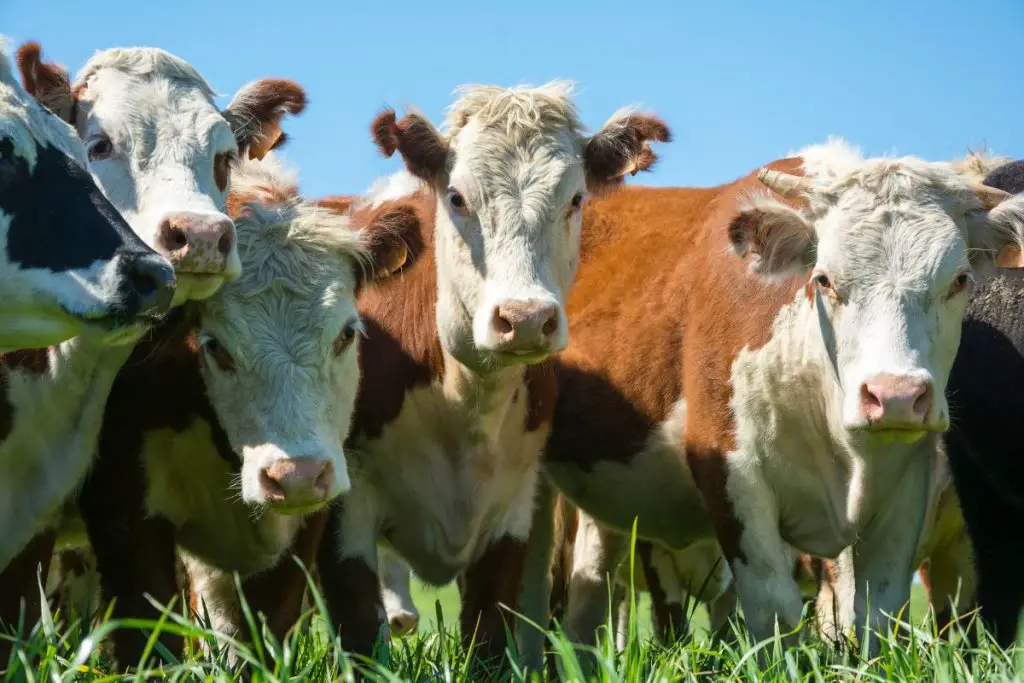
[4, 0, 1022, 198]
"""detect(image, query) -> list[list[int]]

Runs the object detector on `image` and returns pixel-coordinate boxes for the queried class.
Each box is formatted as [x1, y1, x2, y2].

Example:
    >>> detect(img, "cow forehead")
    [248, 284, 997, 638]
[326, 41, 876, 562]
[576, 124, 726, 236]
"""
[452, 122, 582, 198]
[77, 69, 233, 154]
[816, 201, 968, 287]
[203, 274, 359, 362]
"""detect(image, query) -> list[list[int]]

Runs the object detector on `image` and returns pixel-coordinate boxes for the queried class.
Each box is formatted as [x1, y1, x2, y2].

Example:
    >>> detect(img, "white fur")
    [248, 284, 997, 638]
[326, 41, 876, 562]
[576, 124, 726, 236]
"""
[70, 47, 244, 303]
[379, 546, 419, 636]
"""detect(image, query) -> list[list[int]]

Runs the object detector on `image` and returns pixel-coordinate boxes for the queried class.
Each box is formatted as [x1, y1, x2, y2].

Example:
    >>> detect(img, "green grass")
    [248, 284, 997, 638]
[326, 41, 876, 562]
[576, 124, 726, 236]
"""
[4, 574, 1020, 683]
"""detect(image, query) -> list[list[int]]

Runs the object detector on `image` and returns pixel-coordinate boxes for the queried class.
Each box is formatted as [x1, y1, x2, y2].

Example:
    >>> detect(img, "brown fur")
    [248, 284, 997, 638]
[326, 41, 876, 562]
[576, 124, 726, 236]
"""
[546, 158, 807, 562]
[371, 110, 449, 187]
[15, 42, 75, 122]
[584, 115, 671, 195]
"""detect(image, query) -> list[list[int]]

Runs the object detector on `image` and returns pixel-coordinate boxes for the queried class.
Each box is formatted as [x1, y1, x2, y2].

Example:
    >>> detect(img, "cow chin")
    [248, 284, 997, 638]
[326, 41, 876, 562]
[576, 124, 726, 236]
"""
[171, 273, 228, 306]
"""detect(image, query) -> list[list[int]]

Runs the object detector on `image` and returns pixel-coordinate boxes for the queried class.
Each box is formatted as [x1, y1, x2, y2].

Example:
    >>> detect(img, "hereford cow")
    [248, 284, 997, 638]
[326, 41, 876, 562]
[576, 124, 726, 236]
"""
[526, 139, 1024, 658]
[39, 153, 411, 666]
[0, 45, 303, 653]
[313, 82, 670, 666]
[934, 158, 1024, 646]
[0, 45, 173, 350]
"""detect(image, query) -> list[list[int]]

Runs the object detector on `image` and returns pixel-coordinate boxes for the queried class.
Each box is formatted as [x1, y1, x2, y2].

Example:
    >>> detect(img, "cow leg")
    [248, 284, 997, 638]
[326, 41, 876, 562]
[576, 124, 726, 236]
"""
[460, 535, 528, 667]
[517, 475, 555, 671]
[700, 461, 804, 646]
[639, 542, 687, 644]
[0, 530, 56, 666]
[851, 453, 930, 654]
[612, 582, 629, 651]
[707, 581, 738, 637]
[919, 532, 976, 636]
[563, 512, 627, 647]
[379, 546, 419, 638]
[182, 556, 243, 661]
[78, 497, 180, 668]
[814, 550, 855, 646]
[317, 503, 386, 660]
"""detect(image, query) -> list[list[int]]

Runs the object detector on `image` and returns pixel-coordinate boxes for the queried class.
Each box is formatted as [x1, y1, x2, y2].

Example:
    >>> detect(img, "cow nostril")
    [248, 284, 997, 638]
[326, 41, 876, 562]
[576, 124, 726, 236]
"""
[913, 385, 933, 418]
[164, 226, 188, 251]
[313, 461, 333, 495]
[860, 383, 882, 411]
[542, 312, 558, 337]
[217, 231, 234, 256]
[258, 469, 286, 500]
[492, 309, 514, 335]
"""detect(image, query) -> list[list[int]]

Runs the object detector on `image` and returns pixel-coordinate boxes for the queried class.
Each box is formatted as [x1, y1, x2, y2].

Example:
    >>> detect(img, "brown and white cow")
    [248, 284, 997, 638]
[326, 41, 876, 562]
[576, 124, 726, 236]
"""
[527, 138, 1024, 657]
[0, 44, 173, 351]
[313, 82, 670, 665]
[0, 45, 302, 652]
[34, 153, 410, 666]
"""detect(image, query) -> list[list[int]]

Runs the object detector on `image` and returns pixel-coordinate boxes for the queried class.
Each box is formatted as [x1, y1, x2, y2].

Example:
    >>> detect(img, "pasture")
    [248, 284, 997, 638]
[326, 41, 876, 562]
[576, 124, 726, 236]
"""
[2, 564, 1005, 682]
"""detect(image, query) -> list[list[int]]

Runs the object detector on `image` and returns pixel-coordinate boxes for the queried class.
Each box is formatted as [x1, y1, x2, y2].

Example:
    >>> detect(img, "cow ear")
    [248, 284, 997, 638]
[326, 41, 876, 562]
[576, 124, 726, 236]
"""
[16, 42, 75, 122]
[371, 109, 448, 187]
[969, 193, 1024, 272]
[728, 200, 817, 279]
[584, 112, 671, 195]
[223, 79, 307, 160]
[355, 199, 427, 281]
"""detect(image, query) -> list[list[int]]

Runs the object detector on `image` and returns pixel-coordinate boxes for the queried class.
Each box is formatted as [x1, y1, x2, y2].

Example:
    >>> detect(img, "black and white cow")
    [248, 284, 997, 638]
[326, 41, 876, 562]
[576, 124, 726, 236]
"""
[0, 44, 173, 350]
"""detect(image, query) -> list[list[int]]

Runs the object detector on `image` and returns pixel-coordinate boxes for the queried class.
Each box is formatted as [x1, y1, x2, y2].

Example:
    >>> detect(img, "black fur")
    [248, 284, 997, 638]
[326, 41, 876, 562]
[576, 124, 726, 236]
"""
[943, 159, 1024, 646]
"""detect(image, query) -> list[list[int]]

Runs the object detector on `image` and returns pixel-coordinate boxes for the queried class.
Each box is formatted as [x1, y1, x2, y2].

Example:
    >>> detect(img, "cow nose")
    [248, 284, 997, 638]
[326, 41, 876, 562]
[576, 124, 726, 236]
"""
[489, 299, 561, 352]
[115, 252, 176, 320]
[859, 373, 933, 426]
[257, 458, 333, 506]
[389, 610, 420, 636]
[156, 212, 236, 274]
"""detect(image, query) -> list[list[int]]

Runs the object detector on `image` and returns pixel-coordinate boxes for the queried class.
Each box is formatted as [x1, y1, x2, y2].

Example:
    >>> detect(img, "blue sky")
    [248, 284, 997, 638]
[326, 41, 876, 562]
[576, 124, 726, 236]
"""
[4, 0, 1022, 198]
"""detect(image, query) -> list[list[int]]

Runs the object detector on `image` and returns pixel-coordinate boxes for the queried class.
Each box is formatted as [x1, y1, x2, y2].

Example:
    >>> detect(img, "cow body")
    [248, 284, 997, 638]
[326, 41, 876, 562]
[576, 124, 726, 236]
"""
[0, 45, 304, 653]
[938, 158, 1024, 646]
[315, 83, 670, 665]
[49, 154, 406, 665]
[535, 140, 1024, 653]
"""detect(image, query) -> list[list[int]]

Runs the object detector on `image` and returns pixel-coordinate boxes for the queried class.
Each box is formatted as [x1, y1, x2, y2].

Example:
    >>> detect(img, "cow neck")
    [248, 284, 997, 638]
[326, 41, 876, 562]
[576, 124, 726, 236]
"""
[0, 332, 136, 567]
[439, 346, 526, 436]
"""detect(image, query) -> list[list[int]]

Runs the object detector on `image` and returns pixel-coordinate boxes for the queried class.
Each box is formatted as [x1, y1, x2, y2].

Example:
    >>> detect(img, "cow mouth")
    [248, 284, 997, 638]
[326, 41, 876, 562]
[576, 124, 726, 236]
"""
[859, 425, 945, 444]
[66, 305, 165, 331]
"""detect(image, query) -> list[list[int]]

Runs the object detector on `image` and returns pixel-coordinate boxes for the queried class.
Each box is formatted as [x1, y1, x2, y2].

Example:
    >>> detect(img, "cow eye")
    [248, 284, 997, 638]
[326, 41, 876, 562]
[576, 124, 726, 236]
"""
[947, 270, 974, 299]
[333, 320, 360, 356]
[87, 135, 114, 161]
[813, 272, 833, 290]
[214, 151, 235, 192]
[570, 192, 585, 210]
[446, 188, 469, 215]
[202, 336, 236, 372]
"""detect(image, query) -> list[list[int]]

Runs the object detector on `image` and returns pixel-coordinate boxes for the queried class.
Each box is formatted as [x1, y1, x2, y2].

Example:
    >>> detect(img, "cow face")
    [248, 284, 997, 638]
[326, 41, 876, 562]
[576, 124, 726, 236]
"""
[195, 158, 409, 513]
[371, 82, 669, 373]
[0, 46, 174, 350]
[730, 140, 1024, 442]
[17, 43, 305, 306]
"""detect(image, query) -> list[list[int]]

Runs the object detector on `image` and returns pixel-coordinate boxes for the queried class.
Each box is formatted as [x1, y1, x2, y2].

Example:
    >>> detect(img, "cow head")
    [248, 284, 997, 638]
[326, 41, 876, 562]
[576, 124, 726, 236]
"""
[17, 42, 305, 305]
[195, 156, 410, 512]
[729, 139, 1024, 443]
[0, 44, 173, 350]
[371, 82, 670, 373]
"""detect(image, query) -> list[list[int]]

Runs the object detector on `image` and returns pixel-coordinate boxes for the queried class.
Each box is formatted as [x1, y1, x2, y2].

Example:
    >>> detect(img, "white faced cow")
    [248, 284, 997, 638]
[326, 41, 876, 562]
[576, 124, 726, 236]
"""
[532, 139, 1024, 660]
[312, 82, 670, 665]
[0, 43, 173, 349]
[0, 44, 303, 647]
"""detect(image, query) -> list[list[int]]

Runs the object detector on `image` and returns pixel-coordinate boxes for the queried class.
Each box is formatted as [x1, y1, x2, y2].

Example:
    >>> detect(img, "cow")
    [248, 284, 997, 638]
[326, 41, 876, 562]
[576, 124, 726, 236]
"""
[523, 138, 1024, 660]
[929, 158, 1024, 647]
[0, 44, 173, 350]
[0, 44, 303, 655]
[30, 152, 411, 667]
[380, 547, 420, 637]
[311, 82, 671, 668]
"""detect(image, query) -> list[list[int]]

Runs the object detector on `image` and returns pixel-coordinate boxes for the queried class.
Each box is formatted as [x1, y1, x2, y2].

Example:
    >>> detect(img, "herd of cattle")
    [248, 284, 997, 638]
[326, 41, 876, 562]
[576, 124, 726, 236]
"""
[2, 36, 1024, 674]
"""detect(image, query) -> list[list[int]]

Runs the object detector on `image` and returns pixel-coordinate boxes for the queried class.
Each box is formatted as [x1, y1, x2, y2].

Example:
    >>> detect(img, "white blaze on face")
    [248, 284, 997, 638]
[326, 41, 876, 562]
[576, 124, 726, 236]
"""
[370, 82, 671, 374]
[730, 139, 1024, 440]
[437, 116, 585, 369]
[71, 49, 241, 302]
[194, 159, 368, 512]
